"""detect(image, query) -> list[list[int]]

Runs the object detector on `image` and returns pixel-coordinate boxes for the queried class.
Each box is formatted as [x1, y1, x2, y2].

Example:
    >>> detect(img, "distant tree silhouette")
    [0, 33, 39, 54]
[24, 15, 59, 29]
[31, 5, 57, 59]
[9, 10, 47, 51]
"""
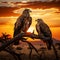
[1, 33, 11, 41]
[0, 33, 11, 45]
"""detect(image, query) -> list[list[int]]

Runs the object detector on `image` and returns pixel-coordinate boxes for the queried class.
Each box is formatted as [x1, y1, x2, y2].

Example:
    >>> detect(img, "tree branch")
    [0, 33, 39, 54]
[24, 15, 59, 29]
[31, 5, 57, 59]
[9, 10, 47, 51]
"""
[0, 32, 50, 51]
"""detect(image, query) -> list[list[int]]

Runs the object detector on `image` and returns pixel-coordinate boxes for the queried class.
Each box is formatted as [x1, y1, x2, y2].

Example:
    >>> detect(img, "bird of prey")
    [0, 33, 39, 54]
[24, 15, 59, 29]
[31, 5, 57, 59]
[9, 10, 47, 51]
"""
[36, 19, 53, 50]
[13, 9, 32, 45]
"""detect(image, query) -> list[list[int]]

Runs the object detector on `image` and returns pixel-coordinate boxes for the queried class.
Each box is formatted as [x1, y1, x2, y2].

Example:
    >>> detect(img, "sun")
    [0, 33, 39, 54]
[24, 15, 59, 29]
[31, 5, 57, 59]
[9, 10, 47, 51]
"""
[27, 27, 34, 33]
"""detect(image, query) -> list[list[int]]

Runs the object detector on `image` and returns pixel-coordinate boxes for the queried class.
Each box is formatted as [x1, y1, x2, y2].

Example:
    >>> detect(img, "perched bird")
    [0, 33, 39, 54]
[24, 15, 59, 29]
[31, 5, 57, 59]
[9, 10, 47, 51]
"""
[13, 9, 32, 45]
[36, 19, 53, 50]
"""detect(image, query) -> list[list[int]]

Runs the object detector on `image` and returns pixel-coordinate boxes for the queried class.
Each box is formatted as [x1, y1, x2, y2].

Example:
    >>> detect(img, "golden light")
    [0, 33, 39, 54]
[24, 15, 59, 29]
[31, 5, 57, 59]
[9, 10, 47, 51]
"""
[21, 1, 28, 3]
[27, 27, 34, 33]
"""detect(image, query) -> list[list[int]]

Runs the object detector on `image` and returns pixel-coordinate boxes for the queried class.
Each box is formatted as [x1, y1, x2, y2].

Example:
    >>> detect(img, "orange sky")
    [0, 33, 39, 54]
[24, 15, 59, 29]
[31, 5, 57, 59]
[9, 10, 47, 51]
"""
[0, 1, 60, 40]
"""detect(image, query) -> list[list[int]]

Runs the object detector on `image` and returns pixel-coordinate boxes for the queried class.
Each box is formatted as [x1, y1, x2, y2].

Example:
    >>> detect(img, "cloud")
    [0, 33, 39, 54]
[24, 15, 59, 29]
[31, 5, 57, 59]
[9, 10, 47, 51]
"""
[0, 22, 7, 25]
[21, 1, 60, 10]
[0, 7, 20, 17]
[0, 20, 9, 25]
[0, 1, 60, 17]
[54, 11, 60, 13]
[0, 0, 51, 2]
[0, 2, 15, 7]
[0, 2, 29, 7]
[0, 17, 17, 25]
[0, 0, 60, 2]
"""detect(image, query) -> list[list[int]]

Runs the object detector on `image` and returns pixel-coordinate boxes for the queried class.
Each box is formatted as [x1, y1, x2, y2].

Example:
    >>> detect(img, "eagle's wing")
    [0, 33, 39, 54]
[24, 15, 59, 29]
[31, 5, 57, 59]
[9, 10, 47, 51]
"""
[22, 17, 32, 32]
[40, 23, 52, 37]
[29, 17, 32, 27]
[13, 16, 24, 37]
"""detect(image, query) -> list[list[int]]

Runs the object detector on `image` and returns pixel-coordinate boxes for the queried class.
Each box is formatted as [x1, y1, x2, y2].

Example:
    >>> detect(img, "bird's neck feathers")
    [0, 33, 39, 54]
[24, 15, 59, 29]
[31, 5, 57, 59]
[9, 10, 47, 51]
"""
[22, 12, 30, 18]
[39, 21, 45, 24]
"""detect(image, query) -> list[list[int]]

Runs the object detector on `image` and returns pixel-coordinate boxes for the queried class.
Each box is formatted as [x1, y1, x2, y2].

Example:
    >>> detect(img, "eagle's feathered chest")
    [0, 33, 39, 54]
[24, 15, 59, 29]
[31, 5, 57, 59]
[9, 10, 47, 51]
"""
[22, 17, 31, 31]
[36, 22, 52, 37]
[24, 18, 30, 25]
[15, 16, 32, 32]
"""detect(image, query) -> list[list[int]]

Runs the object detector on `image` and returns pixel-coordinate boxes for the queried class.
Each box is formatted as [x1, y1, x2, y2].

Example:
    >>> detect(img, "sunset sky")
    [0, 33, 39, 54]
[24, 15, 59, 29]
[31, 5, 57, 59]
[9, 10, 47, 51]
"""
[0, 0, 60, 40]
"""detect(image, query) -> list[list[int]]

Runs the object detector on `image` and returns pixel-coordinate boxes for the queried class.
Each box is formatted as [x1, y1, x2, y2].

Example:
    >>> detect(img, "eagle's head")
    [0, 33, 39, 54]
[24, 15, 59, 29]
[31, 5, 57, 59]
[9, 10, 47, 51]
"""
[23, 9, 32, 13]
[22, 9, 32, 17]
[35, 19, 43, 23]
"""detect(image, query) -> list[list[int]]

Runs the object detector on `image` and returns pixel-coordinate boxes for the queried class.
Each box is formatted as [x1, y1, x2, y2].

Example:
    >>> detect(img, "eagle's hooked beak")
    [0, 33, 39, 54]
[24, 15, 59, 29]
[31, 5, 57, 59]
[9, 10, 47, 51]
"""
[35, 19, 39, 22]
[35, 19, 43, 22]
[27, 9, 32, 12]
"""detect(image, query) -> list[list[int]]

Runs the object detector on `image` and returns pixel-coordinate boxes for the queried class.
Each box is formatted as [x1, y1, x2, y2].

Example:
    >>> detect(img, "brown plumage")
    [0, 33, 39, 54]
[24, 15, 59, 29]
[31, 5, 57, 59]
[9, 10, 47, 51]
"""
[13, 9, 32, 45]
[36, 19, 53, 50]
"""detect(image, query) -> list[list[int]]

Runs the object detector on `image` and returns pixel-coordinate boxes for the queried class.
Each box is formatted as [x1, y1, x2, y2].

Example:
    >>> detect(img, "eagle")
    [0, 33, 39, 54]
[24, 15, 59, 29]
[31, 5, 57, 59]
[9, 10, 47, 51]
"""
[36, 19, 53, 50]
[13, 9, 32, 45]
